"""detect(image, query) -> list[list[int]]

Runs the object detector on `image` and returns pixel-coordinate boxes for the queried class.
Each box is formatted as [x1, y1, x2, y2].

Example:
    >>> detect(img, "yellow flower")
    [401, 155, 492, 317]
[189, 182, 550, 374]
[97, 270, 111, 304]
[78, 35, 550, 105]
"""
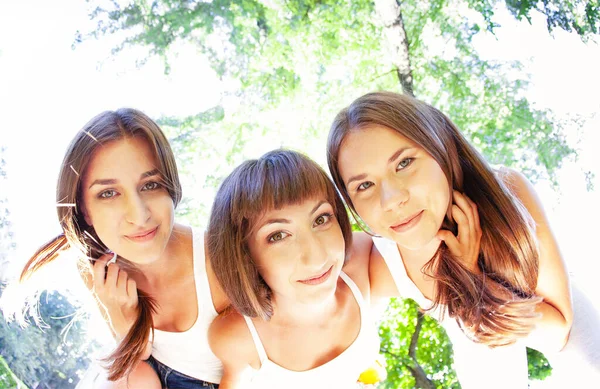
[358, 355, 387, 384]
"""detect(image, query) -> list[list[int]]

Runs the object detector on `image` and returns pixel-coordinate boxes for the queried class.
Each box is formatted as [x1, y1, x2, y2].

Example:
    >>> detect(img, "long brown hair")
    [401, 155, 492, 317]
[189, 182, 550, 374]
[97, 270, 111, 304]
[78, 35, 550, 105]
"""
[20, 108, 182, 380]
[327, 91, 542, 347]
[207, 149, 352, 321]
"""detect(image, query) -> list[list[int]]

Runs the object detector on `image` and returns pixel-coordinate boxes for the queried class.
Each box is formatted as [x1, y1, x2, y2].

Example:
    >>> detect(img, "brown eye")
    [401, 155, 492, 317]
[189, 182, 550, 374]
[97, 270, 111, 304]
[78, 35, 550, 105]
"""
[268, 231, 288, 243]
[142, 181, 161, 191]
[313, 213, 332, 227]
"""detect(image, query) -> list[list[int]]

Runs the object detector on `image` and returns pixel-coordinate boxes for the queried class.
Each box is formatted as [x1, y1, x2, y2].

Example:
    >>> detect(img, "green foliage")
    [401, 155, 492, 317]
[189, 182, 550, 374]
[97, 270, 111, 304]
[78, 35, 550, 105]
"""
[0, 355, 28, 389]
[0, 147, 16, 274]
[378, 298, 460, 389]
[82, 0, 580, 181]
[527, 347, 553, 381]
[0, 290, 97, 389]
[401, 1, 575, 182]
[504, 0, 600, 39]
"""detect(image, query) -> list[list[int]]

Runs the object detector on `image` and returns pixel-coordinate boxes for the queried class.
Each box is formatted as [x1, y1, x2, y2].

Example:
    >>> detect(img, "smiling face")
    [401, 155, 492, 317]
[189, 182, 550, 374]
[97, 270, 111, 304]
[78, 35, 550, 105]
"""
[81, 136, 175, 264]
[247, 197, 345, 305]
[338, 125, 451, 251]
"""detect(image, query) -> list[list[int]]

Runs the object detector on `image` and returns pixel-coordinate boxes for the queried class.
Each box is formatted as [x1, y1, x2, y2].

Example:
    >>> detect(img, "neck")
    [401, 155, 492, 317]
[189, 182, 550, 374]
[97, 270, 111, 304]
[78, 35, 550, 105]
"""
[397, 237, 441, 268]
[269, 277, 344, 327]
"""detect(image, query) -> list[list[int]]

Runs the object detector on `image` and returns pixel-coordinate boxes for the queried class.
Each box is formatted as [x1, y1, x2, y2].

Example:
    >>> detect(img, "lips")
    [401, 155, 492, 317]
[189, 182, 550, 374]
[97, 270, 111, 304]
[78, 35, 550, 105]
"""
[126, 227, 158, 242]
[390, 210, 423, 233]
[298, 265, 333, 286]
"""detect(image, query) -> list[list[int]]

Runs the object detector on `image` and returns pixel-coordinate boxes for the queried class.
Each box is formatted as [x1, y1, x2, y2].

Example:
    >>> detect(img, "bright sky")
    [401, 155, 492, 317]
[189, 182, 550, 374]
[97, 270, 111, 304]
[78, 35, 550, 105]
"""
[0, 1, 599, 386]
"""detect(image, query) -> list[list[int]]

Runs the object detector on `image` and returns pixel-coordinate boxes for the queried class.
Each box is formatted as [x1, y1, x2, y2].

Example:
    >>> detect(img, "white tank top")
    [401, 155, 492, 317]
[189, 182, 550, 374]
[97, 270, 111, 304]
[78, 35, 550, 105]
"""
[151, 229, 223, 383]
[243, 271, 380, 388]
[372, 236, 529, 389]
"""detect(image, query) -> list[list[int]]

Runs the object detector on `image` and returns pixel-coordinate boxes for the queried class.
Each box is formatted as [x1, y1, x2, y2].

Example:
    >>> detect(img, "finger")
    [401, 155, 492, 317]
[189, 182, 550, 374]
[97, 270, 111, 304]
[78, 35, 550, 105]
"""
[451, 204, 471, 244]
[437, 230, 461, 256]
[467, 197, 482, 239]
[116, 268, 129, 292]
[453, 191, 476, 230]
[127, 279, 138, 301]
[92, 257, 110, 289]
[460, 193, 482, 240]
[107, 251, 118, 265]
[105, 263, 120, 291]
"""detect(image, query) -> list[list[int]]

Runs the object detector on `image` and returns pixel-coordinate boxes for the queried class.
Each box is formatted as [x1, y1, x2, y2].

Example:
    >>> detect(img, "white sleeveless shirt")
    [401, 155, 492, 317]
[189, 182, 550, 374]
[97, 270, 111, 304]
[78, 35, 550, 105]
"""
[242, 271, 380, 388]
[151, 229, 223, 383]
[373, 236, 528, 389]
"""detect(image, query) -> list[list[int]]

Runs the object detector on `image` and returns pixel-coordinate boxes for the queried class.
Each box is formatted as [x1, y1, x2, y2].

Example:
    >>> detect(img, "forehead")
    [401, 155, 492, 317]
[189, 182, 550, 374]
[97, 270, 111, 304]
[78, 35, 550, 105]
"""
[250, 195, 331, 227]
[83, 137, 158, 183]
[338, 125, 418, 177]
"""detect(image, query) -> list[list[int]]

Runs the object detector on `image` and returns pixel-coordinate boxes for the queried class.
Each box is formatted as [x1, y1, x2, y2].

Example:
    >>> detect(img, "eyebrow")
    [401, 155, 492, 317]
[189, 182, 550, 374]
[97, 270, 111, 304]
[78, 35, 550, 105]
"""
[388, 147, 411, 164]
[88, 169, 161, 189]
[345, 147, 412, 187]
[259, 200, 329, 228]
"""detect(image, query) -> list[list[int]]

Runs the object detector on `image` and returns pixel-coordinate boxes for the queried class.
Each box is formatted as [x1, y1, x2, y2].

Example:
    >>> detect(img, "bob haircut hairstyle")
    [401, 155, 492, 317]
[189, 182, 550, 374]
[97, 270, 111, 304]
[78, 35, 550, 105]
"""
[327, 91, 542, 347]
[207, 149, 352, 321]
[21, 108, 181, 380]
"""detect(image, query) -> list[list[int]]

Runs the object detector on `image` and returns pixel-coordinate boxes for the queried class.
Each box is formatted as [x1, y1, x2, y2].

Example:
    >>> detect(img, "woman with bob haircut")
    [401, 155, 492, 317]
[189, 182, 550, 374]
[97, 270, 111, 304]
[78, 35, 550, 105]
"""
[20, 108, 228, 388]
[206, 149, 414, 388]
[327, 91, 599, 387]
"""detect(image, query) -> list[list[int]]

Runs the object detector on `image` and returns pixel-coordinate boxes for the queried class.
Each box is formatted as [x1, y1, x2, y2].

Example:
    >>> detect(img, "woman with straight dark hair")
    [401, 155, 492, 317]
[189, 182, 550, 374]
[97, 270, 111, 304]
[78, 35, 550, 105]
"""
[327, 91, 583, 388]
[20, 109, 227, 388]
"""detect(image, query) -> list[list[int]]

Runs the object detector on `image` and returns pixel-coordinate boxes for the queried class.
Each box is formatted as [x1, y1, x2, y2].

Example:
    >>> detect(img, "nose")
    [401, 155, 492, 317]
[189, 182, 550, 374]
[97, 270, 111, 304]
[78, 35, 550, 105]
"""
[125, 194, 151, 226]
[299, 233, 329, 271]
[380, 179, 409, 212]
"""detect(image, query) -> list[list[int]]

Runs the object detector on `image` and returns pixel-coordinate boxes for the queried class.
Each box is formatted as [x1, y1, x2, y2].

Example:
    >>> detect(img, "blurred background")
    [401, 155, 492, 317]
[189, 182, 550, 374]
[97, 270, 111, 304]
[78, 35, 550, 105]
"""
[0, 0, 598, 388]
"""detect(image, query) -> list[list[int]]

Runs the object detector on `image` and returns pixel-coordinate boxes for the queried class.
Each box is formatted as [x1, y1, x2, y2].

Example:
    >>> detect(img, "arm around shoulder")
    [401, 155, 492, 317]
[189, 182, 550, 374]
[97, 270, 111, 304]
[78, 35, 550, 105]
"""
[501, 168, 573, 352]
[208, 310, 256, 389]
[344, 231, 399, 305]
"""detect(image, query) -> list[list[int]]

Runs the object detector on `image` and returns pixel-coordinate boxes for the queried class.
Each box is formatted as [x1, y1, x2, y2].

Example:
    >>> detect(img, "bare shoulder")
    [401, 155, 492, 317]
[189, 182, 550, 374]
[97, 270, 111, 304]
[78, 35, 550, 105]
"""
[496, 166, 547, 223]
[343, 232, 399, 303]
[497, 167, 533, 194]
[342, 232, 374, 296]
[343, 232, 374, 274]
[208, 309, 257, 367]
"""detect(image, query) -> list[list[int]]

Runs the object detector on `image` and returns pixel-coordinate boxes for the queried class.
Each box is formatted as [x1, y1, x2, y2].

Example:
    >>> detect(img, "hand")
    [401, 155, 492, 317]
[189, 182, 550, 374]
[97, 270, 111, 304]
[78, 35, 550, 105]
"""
[90, 253, 139, 340]
[436, 191, 482, 274]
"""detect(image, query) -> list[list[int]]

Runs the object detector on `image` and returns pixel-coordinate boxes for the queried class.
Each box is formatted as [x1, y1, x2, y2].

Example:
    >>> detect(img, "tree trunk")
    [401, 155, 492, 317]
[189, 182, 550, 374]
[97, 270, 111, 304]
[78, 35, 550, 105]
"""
[407, 310, 435, 389]
[374, 0, 415, 97]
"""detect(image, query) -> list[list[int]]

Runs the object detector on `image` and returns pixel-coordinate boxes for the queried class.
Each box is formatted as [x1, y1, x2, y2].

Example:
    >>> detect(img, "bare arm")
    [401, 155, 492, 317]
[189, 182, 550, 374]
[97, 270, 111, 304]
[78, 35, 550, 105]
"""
[208, 312, 257, 389]
[501, 168, 573, 353]
[343, 231, 400, 311]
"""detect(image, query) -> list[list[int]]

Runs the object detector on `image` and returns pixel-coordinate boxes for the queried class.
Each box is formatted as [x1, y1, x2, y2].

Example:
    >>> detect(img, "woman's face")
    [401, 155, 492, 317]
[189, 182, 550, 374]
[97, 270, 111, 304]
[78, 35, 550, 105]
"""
[81, 136, 175, 264]
[247, 197, 345, 305]
[338, 125, 450, 251]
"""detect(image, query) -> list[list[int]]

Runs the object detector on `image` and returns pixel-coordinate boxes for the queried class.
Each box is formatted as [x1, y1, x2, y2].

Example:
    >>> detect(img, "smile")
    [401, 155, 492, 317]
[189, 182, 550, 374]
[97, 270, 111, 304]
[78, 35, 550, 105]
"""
[125, 227, 158, 242]
[390, 210, 423, 233]
[298, 265, 333, 286]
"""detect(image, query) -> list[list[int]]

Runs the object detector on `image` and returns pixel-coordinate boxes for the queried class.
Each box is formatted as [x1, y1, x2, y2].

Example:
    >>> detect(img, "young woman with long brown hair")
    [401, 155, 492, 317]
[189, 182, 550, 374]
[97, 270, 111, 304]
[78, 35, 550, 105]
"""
[327, 91, 578, 388]
[20, 109, 228, 388]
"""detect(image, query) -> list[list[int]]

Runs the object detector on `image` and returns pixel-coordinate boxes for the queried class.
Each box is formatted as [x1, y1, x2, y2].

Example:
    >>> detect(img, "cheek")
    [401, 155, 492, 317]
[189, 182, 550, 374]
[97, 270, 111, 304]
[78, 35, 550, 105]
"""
[327, 225, 346, 259]
[150, 195, 175, 219]
[351, 196, 377, 225]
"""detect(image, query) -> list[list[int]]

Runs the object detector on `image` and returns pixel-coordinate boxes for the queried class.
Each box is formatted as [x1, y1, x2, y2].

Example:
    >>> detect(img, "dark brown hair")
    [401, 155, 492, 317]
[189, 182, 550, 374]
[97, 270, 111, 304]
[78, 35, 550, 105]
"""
[207, 149, 352, 321]
[20, 108, 181, 380]
[327, 91, 542, 347]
